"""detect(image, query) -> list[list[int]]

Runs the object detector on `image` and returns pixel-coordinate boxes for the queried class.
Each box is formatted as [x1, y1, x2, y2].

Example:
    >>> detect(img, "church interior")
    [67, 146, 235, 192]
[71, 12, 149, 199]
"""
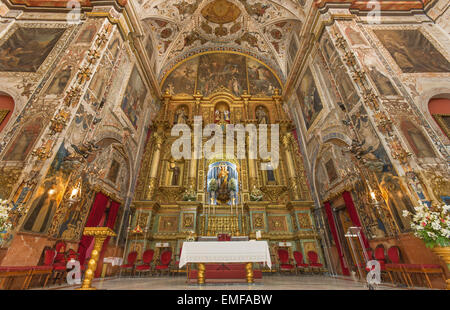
[0, 0, 449, 291]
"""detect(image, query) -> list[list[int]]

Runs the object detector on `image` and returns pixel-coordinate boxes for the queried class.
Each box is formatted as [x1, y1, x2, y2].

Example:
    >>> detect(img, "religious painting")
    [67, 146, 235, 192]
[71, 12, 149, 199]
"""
[22, 142, 73, 234]
[321, 35, 360, 111]
[76, 24, 97, 44]
[295, 67, 323, 130]
[0, 27, 66, 72]
[325, 159, 338, 183]
[297, 212, 312, 230]
[247, 58, 281, 96]
[162, 57, 198, 95]
[400, 119, 436, 158]
[366, 64, 398, 97]
[108, 36, 121, 59]
[45, 65, 73, 95]
[196, 53, 247, 97]
[374, 29, 450, 73]
[182, 213, 195, 230]
[351, 106, 393, 173]
[433, 114, 450, 139]
[380, 173, 415, 232]
[158, 216, 178, 232]
[145, 34, 154, 61]
[268, 216, 288, 232]
[121, 66, 148, 129]
[252, 213, 265, 230]
[3, 118, 42, 161]
[344, 26, 367, 46]
[89, 56, 113, 101]
[288, 36, 298, 64]
[107, 159, 121, 184]
[0, 110, 9, 125]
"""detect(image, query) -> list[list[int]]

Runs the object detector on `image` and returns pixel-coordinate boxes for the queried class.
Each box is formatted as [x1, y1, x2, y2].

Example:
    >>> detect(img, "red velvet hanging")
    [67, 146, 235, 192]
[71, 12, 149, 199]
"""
[324, 201, 350, 276]
[77, 192, 109, 266]
[342, 191, 369, 249]
[95, 200, 121, 278]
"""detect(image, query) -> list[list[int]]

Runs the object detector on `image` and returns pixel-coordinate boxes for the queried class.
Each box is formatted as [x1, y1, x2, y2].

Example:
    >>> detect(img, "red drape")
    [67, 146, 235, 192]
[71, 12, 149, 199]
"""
[324, 201, 350, 276]
[95, 200, 121, 278]
[342, 191, 369, 249]
[77, 192, 109, 265]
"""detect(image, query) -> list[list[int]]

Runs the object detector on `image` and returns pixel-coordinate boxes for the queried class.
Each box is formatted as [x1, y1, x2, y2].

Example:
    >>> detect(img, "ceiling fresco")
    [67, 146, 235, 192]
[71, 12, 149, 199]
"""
[135, 0, 306, 82]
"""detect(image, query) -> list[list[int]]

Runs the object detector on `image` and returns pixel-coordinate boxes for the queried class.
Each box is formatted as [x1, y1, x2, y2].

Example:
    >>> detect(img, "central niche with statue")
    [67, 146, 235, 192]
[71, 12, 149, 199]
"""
[207, 161, 238, 205]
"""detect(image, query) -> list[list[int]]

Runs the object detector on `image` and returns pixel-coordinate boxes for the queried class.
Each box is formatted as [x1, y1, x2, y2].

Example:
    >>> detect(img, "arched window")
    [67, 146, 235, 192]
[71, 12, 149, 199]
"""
[0, 94, 14, 133]
[429, 97, 450, 139]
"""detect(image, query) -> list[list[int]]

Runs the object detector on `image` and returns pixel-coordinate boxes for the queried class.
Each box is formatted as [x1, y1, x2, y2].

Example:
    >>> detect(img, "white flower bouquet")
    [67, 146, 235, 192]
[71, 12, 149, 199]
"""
[0, 199, 12, 233]
[403, 201, 450, 248]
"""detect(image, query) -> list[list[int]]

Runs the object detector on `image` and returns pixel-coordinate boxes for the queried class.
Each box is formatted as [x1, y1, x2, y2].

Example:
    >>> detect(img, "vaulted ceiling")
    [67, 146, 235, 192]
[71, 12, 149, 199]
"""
[135, 0, 307, 83]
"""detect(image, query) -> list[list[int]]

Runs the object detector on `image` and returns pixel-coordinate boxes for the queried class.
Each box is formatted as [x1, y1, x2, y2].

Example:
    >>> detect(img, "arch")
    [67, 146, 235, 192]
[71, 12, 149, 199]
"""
[428, 97, 450, 139]
[160, 51, 283, 97]
[0, 94, 14, 133]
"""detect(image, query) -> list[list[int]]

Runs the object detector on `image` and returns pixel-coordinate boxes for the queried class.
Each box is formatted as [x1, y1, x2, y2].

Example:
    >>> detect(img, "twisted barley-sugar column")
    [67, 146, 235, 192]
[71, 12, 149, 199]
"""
[245, 262, 254, 283]
[78, 227, 116, 290]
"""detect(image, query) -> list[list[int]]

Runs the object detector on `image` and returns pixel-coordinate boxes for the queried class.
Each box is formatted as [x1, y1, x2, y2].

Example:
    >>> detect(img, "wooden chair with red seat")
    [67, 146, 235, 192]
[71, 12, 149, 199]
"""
[277, 248, 295, 274]
[30, 247, 56, 289]
[293, 251, 309, 275]
[52, 241, 68, 285]
[374, 244, 388, 281]
[0, 266, 33, 290]
[171, 247, 184, 276]
[136, 249, 155, 277]
[307, 251, 323, 274]
[119, 251, 138, 277]
[155, 250, 172, 276]
[402, 262, 447, 289]
[385, 246, 409, 286]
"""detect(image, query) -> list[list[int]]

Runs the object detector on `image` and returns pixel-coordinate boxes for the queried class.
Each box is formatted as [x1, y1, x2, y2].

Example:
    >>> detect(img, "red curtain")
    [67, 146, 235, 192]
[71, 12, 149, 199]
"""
[77, 192, 109, 265]
[95, 200, 121, 278]
[324, 201, 350, 276]
[342, 191, 369, 249]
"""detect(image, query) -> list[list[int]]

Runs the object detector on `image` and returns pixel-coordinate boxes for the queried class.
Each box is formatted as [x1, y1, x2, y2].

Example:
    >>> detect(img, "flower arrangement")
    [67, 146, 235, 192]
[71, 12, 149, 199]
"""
[228, 178, 237, 192]
[402, 201, 450, 248]
[0, 199, 12, 233]
[208, 178, 218, 192]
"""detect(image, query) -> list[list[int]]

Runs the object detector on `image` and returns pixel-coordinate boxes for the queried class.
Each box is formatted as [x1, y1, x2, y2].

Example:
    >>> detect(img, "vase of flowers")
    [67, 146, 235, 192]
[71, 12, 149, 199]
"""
[403, 201, 450, 289]
[0, 199, 13, 247]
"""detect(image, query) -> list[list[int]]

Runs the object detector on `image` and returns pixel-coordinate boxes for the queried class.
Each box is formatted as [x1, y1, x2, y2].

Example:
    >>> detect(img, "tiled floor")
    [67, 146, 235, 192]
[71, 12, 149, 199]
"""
[44, 275, 407, 290]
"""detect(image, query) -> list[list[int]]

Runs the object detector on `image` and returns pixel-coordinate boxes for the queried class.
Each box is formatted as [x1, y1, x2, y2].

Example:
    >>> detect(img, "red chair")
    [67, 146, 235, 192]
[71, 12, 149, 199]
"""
[120, 251, 138, 277]
[136, 249, 154, 277]
[307, 251, 323, 273]
[277, 248, 294, 274]
[385, 246, 409, 286]
[293, 251, 309, 275]
[171, 247, 184, 276]
[155, 250, 172, 276]
[52, 241, 67, 285]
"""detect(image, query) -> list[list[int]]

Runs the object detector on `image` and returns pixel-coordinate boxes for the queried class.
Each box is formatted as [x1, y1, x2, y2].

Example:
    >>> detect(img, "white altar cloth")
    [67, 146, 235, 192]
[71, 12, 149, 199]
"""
[179, 241, 271, 268]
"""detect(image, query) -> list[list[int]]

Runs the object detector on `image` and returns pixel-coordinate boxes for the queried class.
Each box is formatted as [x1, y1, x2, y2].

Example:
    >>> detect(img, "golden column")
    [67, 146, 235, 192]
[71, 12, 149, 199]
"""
[77, 227, 116, 290]
[147, 133, 163, 199]
[282, 133, 300, 200]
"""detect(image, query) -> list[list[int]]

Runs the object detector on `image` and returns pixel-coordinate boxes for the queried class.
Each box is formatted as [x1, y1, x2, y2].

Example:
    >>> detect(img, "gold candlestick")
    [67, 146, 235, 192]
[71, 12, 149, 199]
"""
[77, 227, 116, 290]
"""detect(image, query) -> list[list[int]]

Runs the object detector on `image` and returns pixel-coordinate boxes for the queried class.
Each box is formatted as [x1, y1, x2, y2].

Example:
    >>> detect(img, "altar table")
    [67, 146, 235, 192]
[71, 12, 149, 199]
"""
[179, 241, 271, 284]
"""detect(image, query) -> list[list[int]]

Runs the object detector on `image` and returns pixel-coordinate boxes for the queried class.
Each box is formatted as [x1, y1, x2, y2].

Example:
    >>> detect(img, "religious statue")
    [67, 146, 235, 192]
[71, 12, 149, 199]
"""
[216, 163, 231, 203]
[250, 185, 263, 201]
[174, 107, 187, 125]
[182, 185, 197, 201]
[256, 106, 268, 124]
[169, 160, 180, 186]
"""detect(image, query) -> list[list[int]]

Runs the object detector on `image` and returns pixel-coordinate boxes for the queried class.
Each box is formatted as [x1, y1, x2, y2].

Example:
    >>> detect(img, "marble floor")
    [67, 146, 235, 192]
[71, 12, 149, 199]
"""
[43, 275, 409, 290]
